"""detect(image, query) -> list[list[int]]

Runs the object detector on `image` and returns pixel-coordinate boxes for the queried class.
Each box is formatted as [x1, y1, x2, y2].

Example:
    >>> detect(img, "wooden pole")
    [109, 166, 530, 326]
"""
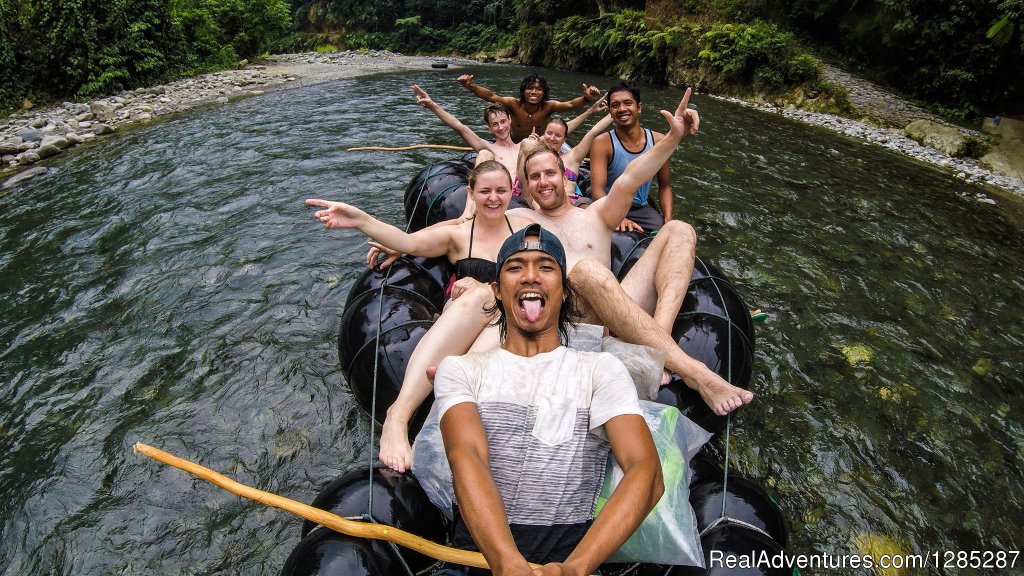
[346, 144, 473, 152]
[132, 442, 502, 570]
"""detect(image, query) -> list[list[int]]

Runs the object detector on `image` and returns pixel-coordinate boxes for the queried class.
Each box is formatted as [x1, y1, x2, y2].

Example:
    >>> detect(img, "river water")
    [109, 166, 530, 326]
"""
[1, 65, 1021, 575]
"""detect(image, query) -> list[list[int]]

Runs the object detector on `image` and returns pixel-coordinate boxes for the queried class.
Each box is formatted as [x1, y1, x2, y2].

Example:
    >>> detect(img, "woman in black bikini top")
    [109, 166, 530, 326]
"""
[448, 214, 515, 291]
[307, 159, 532, 472]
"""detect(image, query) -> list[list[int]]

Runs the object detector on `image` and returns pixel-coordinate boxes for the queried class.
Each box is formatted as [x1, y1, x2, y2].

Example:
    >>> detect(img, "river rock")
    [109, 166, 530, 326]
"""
[18, 141, 36, 151]
[981, 116, 1024, 181]
[0, 139, 19, 155]
[35, 143, 61, 159]
[76, 112, 94, 121]
[90, 102, 116, 122]
[1, 165, 51, 188]
[905, 120, 969, 157]
[17, 151, 40, 165]
[93, 124, 114, 135]
[17, 128, 42, 142]
[40, 135, 70, 149]
[66, 133, 84, 145]
[2, 155, 14, 164]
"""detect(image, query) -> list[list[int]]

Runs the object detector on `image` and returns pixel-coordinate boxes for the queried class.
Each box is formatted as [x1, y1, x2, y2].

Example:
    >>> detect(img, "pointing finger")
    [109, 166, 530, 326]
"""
[676, 87, 693, 117]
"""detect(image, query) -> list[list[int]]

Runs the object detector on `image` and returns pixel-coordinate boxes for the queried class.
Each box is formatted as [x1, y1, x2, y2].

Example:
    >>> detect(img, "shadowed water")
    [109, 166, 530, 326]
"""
[1, 65, 1021, 575]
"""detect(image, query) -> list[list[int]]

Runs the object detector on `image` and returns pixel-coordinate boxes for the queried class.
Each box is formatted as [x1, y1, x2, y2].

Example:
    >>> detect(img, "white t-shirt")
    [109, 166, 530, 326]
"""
[434, 346, 641, 526]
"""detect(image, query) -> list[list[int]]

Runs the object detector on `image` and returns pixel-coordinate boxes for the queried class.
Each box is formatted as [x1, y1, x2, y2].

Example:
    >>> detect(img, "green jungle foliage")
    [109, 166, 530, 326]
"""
[770, 0, 1024, 118]
[0, 0, 290, 115]
[283, 0, 516, 56]
[547, 10, 840, 105]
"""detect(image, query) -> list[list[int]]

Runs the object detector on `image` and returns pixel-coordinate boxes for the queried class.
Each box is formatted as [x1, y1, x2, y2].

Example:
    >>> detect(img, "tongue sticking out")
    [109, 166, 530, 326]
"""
[523, 299, 543, 322]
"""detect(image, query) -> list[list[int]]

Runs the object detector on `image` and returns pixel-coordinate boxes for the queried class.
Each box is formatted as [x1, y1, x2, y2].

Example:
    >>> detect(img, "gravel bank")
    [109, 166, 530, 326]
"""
[1, 51, 470, 189]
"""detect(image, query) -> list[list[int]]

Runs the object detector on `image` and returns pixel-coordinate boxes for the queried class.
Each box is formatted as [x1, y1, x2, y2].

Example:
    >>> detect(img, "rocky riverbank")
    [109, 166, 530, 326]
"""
[0, 51, 469, 189]
[716, 61, 1023, 200]
[2, 51, 1021, 201]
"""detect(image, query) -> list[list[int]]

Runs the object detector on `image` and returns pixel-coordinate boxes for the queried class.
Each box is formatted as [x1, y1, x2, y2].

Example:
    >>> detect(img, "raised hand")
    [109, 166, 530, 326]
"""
[366, 241, 402, 270]
[661, 87, 700, 139]
[457, 74, 474, 87]
[305, 198, 365, 229]
[411, 84, 433, 107]
[582, 83, 601, 101]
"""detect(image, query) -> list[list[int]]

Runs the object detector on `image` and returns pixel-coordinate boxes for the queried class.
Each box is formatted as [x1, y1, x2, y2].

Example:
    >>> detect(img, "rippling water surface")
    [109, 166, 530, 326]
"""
[1, 66, 1021, 575]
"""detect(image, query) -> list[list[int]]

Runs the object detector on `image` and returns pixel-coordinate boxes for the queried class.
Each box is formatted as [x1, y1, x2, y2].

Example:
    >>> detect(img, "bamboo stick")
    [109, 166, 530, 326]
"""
[347, 144, 473, 152]
[133, 442, 502, 570]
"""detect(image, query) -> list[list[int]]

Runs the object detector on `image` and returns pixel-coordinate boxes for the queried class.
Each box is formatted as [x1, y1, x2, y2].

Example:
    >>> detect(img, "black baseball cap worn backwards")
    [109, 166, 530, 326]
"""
[495, 223, 567, 280]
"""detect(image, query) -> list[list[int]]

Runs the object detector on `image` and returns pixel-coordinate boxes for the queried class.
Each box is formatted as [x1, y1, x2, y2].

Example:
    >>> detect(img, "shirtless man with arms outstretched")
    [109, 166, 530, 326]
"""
[458, 73, 601, 142]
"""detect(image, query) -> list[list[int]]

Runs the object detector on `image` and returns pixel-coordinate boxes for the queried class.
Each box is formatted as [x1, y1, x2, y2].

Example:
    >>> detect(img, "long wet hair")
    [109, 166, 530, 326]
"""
[484, 274, 584, 345]
[519, 73, 550, 105]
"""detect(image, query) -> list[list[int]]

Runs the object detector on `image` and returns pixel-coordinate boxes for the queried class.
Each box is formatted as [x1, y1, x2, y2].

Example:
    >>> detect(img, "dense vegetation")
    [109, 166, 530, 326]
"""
[0, 0, 291, 115]
[771, 0, 1024, 120]
[281, 0, 516, 56]
[2, 0, 1021, 120]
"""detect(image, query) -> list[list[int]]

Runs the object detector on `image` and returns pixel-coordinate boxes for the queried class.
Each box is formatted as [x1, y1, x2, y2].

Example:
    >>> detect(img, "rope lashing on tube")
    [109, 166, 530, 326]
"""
[347, 144, 473, 152]
[364, 169, 432, 518]
[361, 513, 417, 576]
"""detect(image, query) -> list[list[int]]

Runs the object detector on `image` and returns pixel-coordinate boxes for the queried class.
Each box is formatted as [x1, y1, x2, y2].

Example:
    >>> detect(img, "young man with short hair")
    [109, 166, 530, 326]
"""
[588, 83, 673, 233]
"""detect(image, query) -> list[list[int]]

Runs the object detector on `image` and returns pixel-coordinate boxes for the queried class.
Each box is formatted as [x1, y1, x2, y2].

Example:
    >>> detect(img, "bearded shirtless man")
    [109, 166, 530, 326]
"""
[509, 89, 753, 419]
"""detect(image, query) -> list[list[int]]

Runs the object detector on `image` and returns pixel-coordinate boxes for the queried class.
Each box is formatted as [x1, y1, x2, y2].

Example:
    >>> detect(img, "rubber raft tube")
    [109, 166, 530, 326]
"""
[290, 156, 793, 575]
[344, 153, 754, 435]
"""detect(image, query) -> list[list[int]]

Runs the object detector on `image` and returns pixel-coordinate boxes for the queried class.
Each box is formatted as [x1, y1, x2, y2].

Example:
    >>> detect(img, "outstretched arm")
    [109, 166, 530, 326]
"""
[548, 413, 662, 576]
[592, 88, 699, 229]
[547, 83, 603, 113]
[458, 74, 519, 108]
[306, 198, 453, 258]
[413, 84, 491, 152]
[441, 402, 534, 576]
[564, 113, 613, 166]
[565, 96, 607, 134]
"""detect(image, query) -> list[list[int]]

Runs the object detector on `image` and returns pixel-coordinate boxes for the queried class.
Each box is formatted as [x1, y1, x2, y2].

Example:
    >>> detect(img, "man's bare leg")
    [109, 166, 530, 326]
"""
[569, 258, 753, 415]
[379, 284, 494, 472]
[618, 219, 696, 333]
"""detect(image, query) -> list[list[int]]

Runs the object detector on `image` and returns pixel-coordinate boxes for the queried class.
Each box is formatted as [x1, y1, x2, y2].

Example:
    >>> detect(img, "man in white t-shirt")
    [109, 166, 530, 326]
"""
[433, 224, 664, 575]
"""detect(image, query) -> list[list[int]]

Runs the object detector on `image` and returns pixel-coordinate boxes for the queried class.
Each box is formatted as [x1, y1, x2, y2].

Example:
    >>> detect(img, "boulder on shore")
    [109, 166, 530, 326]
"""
[904, 119, 970, 157]
[981, 116, 1024, 182]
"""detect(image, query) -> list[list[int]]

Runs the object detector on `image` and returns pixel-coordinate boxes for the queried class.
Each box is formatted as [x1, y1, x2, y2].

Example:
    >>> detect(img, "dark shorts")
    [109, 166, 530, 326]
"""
[627, 203, 664, 232]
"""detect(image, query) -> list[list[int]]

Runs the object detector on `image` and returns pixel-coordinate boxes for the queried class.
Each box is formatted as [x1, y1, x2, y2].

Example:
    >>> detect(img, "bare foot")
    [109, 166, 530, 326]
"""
[691, 368, 754, 416]
[379, 415, 412, 473]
